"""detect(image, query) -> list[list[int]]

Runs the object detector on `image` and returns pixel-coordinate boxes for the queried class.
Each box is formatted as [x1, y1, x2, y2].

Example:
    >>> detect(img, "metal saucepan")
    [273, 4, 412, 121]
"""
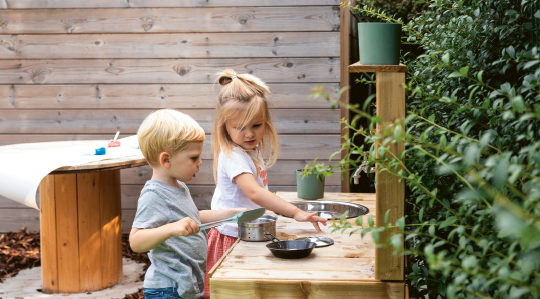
[264, 233, 317, 259]
[238, 214, 277, 242]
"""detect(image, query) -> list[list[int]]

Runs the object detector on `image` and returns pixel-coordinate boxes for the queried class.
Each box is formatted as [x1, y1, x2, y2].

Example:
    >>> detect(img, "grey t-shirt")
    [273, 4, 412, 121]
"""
[132, 180, 207, 299]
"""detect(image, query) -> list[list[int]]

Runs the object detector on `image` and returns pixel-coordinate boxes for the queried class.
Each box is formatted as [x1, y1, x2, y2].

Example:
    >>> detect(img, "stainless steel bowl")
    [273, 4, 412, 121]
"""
[238, 214, 277, 242]
[278, 200, 369, 219]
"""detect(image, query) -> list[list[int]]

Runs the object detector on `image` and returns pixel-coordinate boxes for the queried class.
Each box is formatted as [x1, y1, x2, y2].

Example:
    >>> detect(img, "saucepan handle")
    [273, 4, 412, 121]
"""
[264, 232, 280, 243]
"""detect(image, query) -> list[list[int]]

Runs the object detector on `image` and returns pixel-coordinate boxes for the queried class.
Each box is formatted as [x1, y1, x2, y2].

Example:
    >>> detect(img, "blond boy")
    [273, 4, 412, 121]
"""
[130, 109, 245, 299]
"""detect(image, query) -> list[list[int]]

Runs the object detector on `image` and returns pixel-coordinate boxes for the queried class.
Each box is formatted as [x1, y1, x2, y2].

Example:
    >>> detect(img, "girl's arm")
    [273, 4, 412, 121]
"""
[234, 173, 328, 232]
[129, 217, 199, 252]
[198, 208, 247, 224]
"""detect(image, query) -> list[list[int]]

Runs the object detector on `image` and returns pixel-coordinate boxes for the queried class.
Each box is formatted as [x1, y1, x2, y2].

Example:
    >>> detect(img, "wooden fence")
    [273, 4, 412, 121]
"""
[0, 0, 342, 233]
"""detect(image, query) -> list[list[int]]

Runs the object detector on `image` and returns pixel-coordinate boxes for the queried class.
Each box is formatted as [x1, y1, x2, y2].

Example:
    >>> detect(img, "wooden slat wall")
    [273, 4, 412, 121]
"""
[0, 0, 341, 233]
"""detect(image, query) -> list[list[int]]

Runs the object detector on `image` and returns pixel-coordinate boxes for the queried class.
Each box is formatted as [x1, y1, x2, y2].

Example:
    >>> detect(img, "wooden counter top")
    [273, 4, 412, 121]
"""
[208, 192, 406, 299]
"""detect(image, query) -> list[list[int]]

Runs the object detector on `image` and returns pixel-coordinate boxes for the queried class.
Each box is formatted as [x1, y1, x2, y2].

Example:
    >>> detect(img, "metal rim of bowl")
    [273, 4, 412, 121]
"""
[276, 200, 369, 219]
[239, 214, 277, 228]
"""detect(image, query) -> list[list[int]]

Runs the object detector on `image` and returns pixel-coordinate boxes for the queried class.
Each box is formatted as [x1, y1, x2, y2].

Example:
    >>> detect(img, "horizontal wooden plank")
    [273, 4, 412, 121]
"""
[213, 269, 374, 280]
[0, 134, 341, 160]
[348, 62, 408, 73]
[0, 109, 340, 134]
[0, 33, 339, 59]
[2, 0, 339, 9]
[121, 160, 342, 185]
[0, 7, 340, 34]
[0, 84, 338, 109]
[0, 208, 39, 232]
[210, 280, 405, 299]
[0, 58, 339, 84]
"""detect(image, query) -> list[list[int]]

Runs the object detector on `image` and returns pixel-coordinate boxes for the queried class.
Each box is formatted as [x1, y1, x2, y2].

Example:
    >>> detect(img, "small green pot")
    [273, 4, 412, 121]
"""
[296, 169, 325, 200]
[358, 22, 401, 65]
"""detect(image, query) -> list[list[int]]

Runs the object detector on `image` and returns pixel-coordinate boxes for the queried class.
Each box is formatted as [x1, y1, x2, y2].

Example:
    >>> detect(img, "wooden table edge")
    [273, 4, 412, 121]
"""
[208, 238, 241, 279]
[209, 278, 402, 284]
[50, 158, 147, 174]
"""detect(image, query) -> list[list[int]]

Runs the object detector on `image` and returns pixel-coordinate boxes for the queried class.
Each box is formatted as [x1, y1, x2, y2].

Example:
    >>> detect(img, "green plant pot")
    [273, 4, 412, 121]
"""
[358, 23, 401, 65]
[296, 169, 325, 200]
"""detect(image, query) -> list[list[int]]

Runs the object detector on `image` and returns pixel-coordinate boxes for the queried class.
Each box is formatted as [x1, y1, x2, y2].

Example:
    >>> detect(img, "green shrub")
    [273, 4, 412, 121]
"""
[311, 0, 540, 297]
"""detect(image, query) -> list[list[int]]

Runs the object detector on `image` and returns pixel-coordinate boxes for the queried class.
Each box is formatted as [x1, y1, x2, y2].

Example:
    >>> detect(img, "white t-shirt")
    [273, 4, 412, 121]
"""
[211, 147, 268, 237]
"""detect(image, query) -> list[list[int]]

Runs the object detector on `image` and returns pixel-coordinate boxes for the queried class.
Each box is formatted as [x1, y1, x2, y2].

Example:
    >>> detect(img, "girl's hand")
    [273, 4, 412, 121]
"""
[169, 217, 200, 237]
[293, 210, 328, 233]
[229, 207, 249, 218]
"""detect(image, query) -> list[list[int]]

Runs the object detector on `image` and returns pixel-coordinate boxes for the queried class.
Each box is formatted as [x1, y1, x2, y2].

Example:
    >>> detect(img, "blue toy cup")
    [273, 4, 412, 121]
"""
[95, 147, 106, 155]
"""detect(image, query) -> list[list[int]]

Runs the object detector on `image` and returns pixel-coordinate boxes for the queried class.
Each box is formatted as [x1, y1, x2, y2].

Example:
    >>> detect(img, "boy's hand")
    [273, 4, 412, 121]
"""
[169, 217, 200, 237]
[293, 210, 328, 233]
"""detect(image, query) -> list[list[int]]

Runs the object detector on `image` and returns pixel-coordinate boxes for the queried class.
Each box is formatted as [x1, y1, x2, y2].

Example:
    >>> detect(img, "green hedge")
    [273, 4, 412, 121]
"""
[311, 1, 540, 298]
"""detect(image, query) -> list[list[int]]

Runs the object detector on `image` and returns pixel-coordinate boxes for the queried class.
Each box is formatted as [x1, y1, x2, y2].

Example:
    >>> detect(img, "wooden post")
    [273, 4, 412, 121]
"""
[340, 2, 351, 193]
[375, 71, 405, 280]
[348, 62, 407, 281]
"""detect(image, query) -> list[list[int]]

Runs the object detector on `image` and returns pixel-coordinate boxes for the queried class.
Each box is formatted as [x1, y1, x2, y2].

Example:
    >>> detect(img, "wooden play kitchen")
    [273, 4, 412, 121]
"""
[208, 192, 405, 299]
[27, 141, 147, 294]
[209, 63, 407, 298]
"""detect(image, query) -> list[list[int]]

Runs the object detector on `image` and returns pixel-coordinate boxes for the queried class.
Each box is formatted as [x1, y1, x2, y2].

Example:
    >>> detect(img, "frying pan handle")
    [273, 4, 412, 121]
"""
[264, 232, 281, 243]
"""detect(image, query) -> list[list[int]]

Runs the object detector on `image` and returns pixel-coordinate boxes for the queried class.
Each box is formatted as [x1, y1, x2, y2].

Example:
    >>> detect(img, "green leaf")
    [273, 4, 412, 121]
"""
[362, 94, 377, 111]
[439, 134, 447, 148]
[395, 217, 405, 231]
[361, 228, 370, 239]
[442, 53, 450, 64]
[368, 214, 374, 227]
[462, 256, 478, 269]
[428, 225, 435, 235]
[506, 45, 515, 58]
[535, 10, 540, 18]
[440, 216, 458, 229]
[419, 207, 424, 222]
[477, 70, 484, 83]
[512, 95, 525, 112]
[523, 60, 540, 70]
[384, 209, 390, 225]
[459, 66, 469, 76]
[371, 229, 380, 243]
[390, 234, 402, 249]
[339, 210, 349, 223]
[448, 72, 463, 78]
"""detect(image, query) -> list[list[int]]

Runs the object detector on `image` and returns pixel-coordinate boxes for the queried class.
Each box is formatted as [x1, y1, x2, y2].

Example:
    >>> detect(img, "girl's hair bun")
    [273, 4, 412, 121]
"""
[217, 69, 237, 86]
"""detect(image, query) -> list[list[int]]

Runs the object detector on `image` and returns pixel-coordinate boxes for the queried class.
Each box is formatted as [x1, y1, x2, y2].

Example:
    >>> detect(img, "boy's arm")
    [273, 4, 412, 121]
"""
[198, 208, 247, 224]
[234, 173, 328, 232]
[129, 217, 199, 253]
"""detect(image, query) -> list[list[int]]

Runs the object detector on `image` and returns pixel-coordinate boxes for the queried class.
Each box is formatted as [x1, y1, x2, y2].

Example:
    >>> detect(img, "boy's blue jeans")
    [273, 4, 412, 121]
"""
[143, 287, 184, 299]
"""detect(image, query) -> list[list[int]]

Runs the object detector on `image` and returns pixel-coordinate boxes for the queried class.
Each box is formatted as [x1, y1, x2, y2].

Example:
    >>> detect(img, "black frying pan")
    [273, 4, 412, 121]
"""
[264, 233, 317, 259]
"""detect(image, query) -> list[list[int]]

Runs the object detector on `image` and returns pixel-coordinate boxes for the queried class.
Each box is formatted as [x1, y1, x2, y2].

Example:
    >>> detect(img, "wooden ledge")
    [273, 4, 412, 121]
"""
[348, 62, 407, 73]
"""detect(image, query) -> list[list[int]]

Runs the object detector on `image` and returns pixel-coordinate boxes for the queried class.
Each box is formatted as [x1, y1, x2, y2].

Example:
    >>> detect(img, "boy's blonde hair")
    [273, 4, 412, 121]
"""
[212, 69, 279, 182]
[138, 109, 205, 167]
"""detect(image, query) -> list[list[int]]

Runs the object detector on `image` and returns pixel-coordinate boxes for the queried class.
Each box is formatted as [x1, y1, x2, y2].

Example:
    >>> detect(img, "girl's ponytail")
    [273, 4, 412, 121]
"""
[216, 69, 270, 103]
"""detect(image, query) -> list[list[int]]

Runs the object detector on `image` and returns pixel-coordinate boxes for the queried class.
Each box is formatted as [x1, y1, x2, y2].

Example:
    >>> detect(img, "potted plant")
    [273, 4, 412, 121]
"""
[296, 160, 328, 200]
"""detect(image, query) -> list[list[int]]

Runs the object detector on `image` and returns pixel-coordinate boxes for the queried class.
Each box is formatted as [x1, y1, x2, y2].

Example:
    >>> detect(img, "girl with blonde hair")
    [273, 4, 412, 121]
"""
[204, 70, 328, 297]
